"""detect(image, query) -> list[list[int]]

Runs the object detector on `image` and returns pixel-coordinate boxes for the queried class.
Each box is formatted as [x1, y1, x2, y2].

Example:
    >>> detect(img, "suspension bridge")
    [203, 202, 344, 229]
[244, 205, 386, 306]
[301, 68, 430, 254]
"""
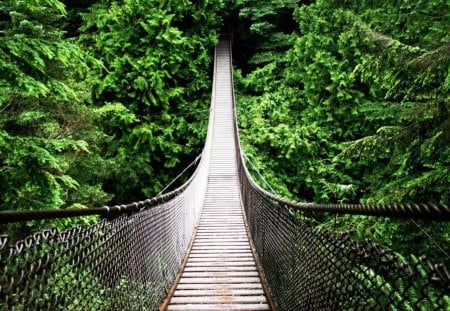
[1, 40, 449, 310]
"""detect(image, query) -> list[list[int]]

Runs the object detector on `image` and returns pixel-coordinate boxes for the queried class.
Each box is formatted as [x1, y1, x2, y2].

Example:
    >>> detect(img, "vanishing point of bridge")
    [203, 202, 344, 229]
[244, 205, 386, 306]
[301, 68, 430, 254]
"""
[1, 40, 449, 310]
[161, 41, 271, 310]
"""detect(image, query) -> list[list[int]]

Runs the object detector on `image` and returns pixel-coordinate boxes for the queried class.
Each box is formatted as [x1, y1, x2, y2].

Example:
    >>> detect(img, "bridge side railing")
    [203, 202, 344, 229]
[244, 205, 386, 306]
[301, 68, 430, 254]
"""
[229, 40, 450, 310]
[0, 46, 218, 311]
[0, 141, 208, 310]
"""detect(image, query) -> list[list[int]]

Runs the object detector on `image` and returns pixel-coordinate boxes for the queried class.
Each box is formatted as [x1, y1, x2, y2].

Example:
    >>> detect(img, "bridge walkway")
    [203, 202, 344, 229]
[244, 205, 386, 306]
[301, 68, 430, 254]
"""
[164, 41, 271, 311]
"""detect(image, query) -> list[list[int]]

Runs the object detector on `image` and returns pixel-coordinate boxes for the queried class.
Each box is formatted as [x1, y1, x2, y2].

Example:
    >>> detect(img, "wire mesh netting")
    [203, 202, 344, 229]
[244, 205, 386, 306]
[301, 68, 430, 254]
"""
[0, 38, 220, 311]
[0, 120, 212, 310]
[0, 191, 203, 310]
[239, 166, 450, 310]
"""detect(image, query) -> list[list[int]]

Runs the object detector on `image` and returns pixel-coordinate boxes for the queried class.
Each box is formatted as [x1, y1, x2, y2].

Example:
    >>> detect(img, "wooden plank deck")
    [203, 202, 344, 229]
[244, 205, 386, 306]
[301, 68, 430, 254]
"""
[163, 41, 271, 311]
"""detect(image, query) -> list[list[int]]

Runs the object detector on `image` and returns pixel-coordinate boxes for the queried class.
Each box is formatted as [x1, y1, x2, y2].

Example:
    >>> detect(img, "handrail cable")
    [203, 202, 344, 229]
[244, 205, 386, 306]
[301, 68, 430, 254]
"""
[239, 150, 449, 220]
[247, 177, 449, 220]
[245, 146, 450, 257]
[410, 218, 450, 260]
[241, 151, 276, 193]
[156, 153, 202, 196]
[0, 153, 203, 224]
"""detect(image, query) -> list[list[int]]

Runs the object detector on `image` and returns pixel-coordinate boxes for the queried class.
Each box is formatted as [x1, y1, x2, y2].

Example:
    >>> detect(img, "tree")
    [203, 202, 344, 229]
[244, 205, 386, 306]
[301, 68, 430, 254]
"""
[0, 0, 112, 237]
[80, 0, 224, 202]
[234, 0, 450, 261]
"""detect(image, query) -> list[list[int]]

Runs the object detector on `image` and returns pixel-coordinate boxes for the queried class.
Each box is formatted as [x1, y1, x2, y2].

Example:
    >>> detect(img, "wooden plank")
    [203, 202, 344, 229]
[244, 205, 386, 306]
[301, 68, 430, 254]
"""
[185, 264, 256, 269]
[188, 255, 254, 260]
[182, 271, 260, 278]
[191, 245, 251, 250]
[186, 260, 256, 266]
[193, 245, 250, 250]
[193, 239, 248, 243]
[173, 289, 265, 297]
[198, 223, 244, 226]
[170, 295, 267, 304]
[199, 216, 243, 219]
[191, 249, 252, 253]
[176, 283, 263, 290]
[183, 266, 257, 272]
[200, 221, 243, 225]
[192, 245, 251, 250]
[193, 242, 249, 246]
[194, 238, 248, 241]
[188, 252, 254, 257]
[195, 233, 247, 236]
[197, 224, 246, 227]
[194, 236, 248, 240]
[194, 240, 250, 246]
[201, 208, 241, 210]
[200, 216, 242, 218]
[201, 212, 242, 214]
[197, 225, 245, 228]
[200, 214, 242, 217]
[196, 228, 247, 231]
[195, 232, 248, 235]
[198, 225, 246, 228]
[197, 234, 247, 237]
[178, 277, 262, 284]
[189, 249, 253, 254]
[201, 212, 241, 214]
[187, 258, 255, 264]
[194, 237, 248, 240]
[195, 237, 247, 240]
[167, 303, 270, 311]
[195, 233, 247, 235]
[196, 230, 246, 233]
[196, 229, 247, 232]
[198, 224, 245, 227]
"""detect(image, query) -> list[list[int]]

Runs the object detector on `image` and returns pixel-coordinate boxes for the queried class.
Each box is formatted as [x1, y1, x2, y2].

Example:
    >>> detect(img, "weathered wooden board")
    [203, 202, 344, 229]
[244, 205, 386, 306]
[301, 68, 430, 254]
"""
[167, 304, 270, 311]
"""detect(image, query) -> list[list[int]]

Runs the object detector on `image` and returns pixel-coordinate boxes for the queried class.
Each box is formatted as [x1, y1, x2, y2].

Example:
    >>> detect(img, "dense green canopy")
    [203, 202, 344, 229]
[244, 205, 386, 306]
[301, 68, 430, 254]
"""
[0, 0, 448, 259]
[233, 0, 449, 261]
[0, 0, 223, 236]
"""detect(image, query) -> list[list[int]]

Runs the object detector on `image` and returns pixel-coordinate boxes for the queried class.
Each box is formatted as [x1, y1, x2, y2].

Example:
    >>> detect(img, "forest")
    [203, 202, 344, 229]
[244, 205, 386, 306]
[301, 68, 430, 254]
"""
[1, 0, 449, 262]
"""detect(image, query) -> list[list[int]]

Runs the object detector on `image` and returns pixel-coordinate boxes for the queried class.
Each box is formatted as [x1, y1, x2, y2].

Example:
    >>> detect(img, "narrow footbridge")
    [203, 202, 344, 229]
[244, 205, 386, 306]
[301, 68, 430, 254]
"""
[1, 40, 449, 310]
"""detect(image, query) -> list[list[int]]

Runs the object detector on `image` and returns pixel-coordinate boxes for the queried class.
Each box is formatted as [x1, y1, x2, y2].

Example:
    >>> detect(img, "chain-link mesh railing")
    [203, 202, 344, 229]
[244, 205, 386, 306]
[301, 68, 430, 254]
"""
[0, 55, 216, 310]
[0, 37, 225, 311]
[2, 199, 186, 309]
[238, 169, 449, 310]
[225, 36, 450, 309]
[0, 153, 212, 310]
[0, 145, 212, 310]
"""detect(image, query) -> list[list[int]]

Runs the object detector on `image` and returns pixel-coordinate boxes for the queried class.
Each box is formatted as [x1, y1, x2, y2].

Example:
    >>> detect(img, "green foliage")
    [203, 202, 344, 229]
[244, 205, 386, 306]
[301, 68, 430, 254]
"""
[80, 0, 223, 202]
[0, 0, 111, 236]
[1, 0, 224, 240]
[237, 0, 450, 203]
[1, 0, 447, 267]
[232, 0, 296, 73]
[0, 0, 86, 101]
[235, 0, 449, 261]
